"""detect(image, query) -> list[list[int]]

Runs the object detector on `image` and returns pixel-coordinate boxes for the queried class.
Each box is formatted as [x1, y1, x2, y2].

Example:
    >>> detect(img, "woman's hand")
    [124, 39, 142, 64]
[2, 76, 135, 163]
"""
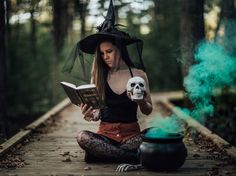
[80, 103, 100, 121]
[127, 90, 152, 115]
[126, 71, 153, 115]
[127, 90, 147, 104]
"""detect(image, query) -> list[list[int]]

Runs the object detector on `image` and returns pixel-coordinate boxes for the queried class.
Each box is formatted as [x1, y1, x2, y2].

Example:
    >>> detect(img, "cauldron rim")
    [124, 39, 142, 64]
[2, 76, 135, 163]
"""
[141, 127, 184, 142]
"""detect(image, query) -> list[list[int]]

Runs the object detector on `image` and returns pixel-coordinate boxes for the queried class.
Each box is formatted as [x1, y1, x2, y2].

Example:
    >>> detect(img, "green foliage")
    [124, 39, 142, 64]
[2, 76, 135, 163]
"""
[6, 0, 186, 119]
[124, 1, 183, 91]
[7, 21, 72, 117]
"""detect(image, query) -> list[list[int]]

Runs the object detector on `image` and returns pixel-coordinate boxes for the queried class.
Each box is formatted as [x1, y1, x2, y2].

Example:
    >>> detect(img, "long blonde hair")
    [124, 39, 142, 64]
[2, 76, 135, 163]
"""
[91, 44, 109, 100]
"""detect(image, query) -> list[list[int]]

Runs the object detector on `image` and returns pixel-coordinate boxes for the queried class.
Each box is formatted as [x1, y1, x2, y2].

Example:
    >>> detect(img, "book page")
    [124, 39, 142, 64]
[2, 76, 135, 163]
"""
[60, 81, 77, 89]
[77, 84, 96, 89]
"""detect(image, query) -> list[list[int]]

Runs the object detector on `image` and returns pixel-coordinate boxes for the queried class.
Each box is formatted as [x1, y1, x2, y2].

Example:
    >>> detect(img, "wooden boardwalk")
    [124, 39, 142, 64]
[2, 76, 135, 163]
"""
[0, 93, 236, 176]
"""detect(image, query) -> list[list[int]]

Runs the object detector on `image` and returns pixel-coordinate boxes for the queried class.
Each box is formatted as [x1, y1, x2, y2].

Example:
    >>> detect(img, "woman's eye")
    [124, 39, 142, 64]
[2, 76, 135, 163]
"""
[107, 50, 112, 53]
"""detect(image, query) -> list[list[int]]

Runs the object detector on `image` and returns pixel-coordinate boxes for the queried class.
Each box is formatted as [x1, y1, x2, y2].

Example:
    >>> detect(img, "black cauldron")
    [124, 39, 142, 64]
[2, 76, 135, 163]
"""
[138, 127, 187, 171]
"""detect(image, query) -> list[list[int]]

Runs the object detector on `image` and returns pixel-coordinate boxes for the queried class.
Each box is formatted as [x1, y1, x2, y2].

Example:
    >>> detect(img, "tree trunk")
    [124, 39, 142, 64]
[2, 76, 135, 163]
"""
[5, 0, 10, 75]
[80, 2, 86, 39]
[30, 0, 37, 55]
[220, 0, 236, 55]
[221, 0, 236, 18]
[77, 0, 89, 39]
[0, 0, 7, 143]
[52, 0, 70, 52]
[6, 0, 10, 36]
[214, 0, 236, 41]
[180, 0, 205, 77]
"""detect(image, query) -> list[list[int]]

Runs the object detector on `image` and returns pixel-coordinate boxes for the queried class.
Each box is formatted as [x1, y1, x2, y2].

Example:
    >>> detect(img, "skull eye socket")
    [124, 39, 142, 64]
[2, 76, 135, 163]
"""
[139, 83, 144, 87]
[131, 83, 136, 87]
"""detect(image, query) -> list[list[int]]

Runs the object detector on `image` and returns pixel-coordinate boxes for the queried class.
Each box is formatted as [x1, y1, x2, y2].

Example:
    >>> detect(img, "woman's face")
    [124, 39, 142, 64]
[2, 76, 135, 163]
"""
[99, 41, 121, 69]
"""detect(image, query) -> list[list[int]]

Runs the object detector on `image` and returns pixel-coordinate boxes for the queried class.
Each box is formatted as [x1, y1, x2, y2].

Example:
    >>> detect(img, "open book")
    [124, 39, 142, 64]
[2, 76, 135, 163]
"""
[60, 81, 104, 109]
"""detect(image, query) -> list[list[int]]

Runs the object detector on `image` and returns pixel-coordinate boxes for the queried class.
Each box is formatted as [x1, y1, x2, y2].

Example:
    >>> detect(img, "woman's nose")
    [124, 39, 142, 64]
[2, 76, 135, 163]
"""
[104, 53, 108, 60]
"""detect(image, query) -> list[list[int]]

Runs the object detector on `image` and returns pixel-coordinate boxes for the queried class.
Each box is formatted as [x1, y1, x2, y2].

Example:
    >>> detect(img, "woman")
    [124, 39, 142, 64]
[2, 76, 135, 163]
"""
[76, 39, 152, 163]
[67, 0, 153, 163]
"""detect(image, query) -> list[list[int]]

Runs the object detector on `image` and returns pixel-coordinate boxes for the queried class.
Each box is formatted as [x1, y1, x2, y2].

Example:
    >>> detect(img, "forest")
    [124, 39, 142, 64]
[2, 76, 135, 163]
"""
[0, 0, 236, 146]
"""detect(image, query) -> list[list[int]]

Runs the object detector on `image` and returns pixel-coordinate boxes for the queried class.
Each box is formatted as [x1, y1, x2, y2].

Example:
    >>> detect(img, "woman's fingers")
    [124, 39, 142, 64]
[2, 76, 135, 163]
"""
[84, 115, 92, 121]
[91, 109, 101, 121]
[143, 90, 147, 97]
[80, 103, 97, 121]
[84, 106, 93, 116]
[126, 91, 132, 99]
[80, 103, 85, 113]
[81, 104, 91, 114]
[83, 106, 93, 121]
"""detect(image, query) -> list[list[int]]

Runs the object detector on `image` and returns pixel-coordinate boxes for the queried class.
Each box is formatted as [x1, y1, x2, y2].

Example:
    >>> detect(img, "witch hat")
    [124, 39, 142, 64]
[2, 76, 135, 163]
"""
[62, 0, 145, 82]
[78, 0, 141, 54]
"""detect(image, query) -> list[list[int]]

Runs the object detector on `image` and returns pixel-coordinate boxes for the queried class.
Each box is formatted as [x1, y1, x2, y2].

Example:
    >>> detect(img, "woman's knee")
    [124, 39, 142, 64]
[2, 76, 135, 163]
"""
[76, 130, 91, 145]
[120, 135, 142, 150]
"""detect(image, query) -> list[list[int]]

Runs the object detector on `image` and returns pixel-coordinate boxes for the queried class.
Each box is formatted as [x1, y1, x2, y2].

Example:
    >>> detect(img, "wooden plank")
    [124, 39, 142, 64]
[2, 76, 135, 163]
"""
[151, 91, 184, 102]
[25, 98, 70, 130]
[0, 171, 209, 176]
[1, 92, 236, 176]
[0, 130, 31, 156]
[0, 98, 70, 157]
[0, 161, 215, 171]
[16, 160, 220, 168]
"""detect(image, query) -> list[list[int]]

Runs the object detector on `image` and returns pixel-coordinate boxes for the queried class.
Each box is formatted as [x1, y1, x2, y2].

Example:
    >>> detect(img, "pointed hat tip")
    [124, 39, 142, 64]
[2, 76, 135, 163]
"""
[97, 0, 115, 31]
[106, 0, 115, 20]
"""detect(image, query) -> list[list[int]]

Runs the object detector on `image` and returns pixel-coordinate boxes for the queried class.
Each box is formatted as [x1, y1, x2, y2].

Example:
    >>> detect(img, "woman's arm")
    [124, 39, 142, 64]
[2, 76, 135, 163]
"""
[137, 95, 153, 115]
[137, 72, 153, 115]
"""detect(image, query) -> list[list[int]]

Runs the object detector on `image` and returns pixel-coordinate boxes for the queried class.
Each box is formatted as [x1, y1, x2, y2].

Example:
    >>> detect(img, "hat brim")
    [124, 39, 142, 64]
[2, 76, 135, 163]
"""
[78, 32, 141, 54]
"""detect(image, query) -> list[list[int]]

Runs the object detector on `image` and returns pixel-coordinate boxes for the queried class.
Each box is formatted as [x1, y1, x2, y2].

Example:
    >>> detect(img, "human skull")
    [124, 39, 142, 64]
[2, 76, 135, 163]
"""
[127, 76, 146, 100]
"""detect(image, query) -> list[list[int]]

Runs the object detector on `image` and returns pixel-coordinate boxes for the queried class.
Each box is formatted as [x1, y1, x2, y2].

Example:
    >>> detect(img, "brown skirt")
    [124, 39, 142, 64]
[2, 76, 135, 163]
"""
[97, 121, 140, 143]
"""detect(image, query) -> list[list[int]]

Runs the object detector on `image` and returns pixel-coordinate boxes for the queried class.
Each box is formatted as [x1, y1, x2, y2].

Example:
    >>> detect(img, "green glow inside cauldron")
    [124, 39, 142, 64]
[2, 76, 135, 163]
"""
[144, 128, 180, 138]
[146, 114, 184, 139]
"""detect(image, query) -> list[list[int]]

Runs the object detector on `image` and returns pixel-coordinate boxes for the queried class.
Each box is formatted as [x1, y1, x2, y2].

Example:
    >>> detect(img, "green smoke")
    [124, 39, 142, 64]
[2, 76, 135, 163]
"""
[184, 36, 236, 122]
[146, 114, 184, 138]
[147, 20, 236, 135]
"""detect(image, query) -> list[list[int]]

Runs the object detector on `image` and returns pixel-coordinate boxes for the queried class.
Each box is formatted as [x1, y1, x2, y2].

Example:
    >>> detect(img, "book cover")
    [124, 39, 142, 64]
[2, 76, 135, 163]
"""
[60, 82, 103, 109]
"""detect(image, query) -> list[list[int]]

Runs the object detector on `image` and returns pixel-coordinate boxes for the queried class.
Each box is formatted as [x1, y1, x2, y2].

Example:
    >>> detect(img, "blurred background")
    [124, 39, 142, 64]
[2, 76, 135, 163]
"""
[0, 0, 236, 145]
